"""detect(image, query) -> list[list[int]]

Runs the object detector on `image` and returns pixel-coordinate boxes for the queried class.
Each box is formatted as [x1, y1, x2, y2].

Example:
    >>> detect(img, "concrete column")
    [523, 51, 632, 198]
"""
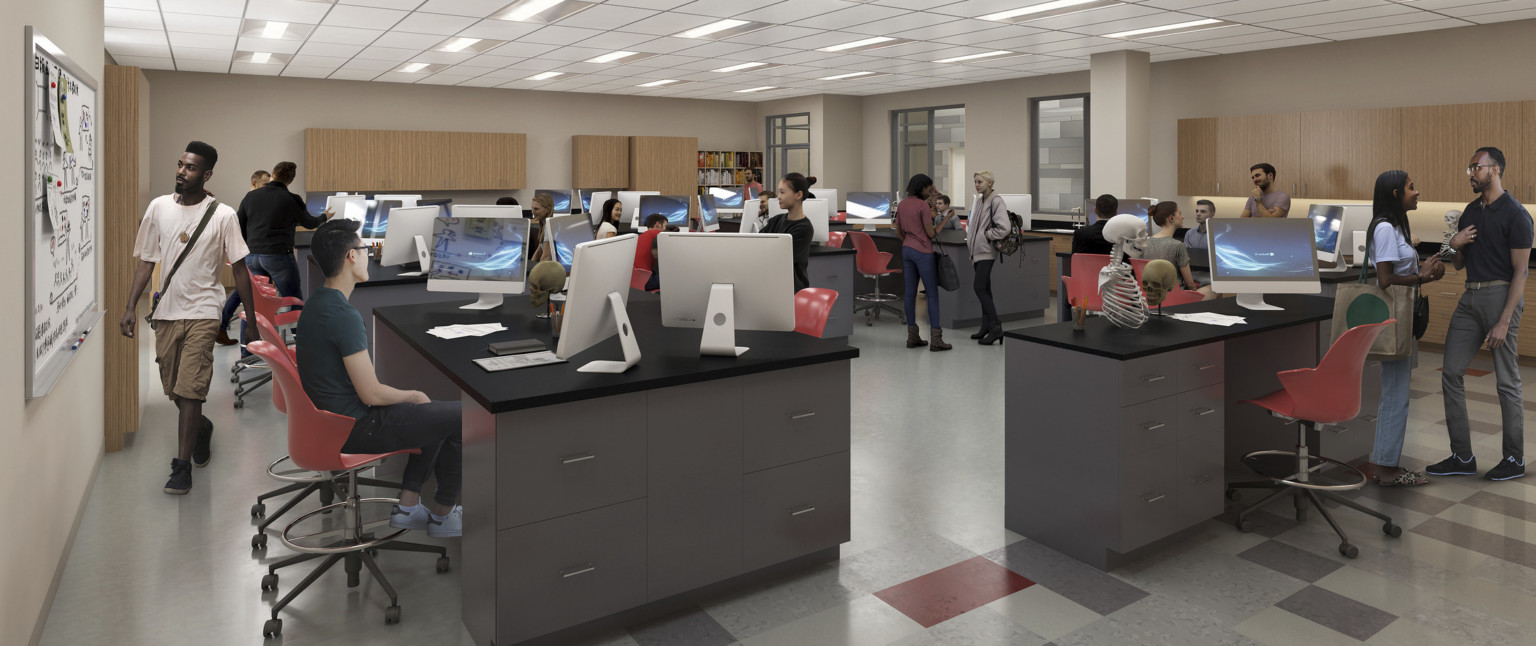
[1090, 50, 1151, 199]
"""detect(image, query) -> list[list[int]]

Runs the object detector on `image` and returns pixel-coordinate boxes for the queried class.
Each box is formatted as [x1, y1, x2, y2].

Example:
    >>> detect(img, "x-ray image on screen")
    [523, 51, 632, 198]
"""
[429, 217, 528, 281]
[1211, 219, 1318, 280]
[639, 195, 690, 228]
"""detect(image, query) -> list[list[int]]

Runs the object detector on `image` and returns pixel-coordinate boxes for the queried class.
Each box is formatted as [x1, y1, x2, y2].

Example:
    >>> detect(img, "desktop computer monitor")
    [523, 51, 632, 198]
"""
[555, 234, 642, 373]
[577, 189, 605, 214]
[639, 194, 689, 229]
[1328, 204, 1373, 266]
[546, 214, 594, 274]
[999, 194, 1032, 231]
[416, 198, 452, 218]
[361, 199, 404, 239]
[381, 205, 439, 275]
[1308, 204, 1345, 265]
[803, 198, 830, 243]
[427, 215, 531, 310]
[1208, 217, 1321, 311]
[586, 191, 614, 226]
[331, 195, 366, 224]
[696, 194, 720, 232]
[537, 189, 573, 214]
[846, 192, 893, 229]
[815, 189, 839, 214]
[709, 186, 745, 211]
[746, 186, 759, 200]
[658, 232, 796, 357]
[618, 190, 659, 227]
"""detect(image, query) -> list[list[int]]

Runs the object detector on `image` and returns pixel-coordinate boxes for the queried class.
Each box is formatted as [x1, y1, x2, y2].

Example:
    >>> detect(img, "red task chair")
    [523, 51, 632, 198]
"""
[234, 282, 305, 407]
[794, 288, 839, 338]
[1157, 290, 1206, 307]
[1227, 321, 1400, 559]
[848, 231, 903, 325]
[826, 231, 847, 248]
[246, 340, 448, 639]
[1061, 253, 1112, 313]
[630, 267, 652, 291]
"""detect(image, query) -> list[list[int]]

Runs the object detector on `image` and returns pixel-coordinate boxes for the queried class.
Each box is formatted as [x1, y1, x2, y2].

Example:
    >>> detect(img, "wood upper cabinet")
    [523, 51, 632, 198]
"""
[1300, 108, 1400, 200]
[572, 135, 630, 189]
[1400, 101, 1526, 205]
[1215, 113, 1300, 199]
[305, 129, 525, 192]
[1519, 101, 1535, 205]
[629, 136, 698, 195]
[1177, 118, 1217, 196]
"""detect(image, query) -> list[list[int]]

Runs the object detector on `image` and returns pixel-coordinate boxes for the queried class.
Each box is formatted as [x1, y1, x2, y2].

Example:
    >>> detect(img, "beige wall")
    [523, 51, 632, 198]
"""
[752, 93, 865, 198]
[142, 71, 759, 204]
[1090, 50, 1151, 199]
[1, 1, 106, 645]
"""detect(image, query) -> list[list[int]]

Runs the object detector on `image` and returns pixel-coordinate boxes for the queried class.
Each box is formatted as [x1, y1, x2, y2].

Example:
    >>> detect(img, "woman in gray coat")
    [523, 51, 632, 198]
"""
[967, 171, 1010, 345]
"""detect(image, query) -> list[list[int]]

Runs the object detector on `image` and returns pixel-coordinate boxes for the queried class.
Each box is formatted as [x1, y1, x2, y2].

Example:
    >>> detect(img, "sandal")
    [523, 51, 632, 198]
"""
[1376, 469, 1429, 487]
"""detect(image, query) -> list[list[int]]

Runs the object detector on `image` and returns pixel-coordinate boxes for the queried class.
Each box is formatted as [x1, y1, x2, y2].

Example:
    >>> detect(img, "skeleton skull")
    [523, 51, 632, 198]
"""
[1140, 259, 1177, 307]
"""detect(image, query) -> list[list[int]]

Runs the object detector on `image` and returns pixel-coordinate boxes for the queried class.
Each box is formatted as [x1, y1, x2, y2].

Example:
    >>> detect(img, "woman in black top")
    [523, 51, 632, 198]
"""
[762, 173, 816, 291]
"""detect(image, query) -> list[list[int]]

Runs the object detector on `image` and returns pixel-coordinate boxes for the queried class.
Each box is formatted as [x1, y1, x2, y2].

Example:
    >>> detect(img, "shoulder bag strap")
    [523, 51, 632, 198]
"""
[148, 198, 220, 320]
[1358, 217, 1385, 285]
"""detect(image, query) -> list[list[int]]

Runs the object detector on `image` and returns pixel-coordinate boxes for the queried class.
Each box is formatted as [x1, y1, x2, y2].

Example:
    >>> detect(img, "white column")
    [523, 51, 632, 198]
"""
[1089, 50, 1151, 199]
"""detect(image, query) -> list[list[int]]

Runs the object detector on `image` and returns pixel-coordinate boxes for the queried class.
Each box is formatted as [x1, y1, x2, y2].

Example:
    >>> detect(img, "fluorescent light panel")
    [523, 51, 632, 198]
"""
[495, 0, 593, 24]
[638, 79, 682, 87]
[1105, 18, 1226, 39]
[819, 71, 876, 80]
[527, 71, 563, 81]
[981, 0, 1124, 22]
[589, 50, 638, 63]
[250, 52, 271, 64]
[734, 86, 777, 93]
[261, 21, 288, 39]
[400, 62, 428, 73]
[821, 36, 894, 52]
[674, 19, 770, 40]
[935, 50, 1014, 63]
[441, 37, 480, 52]
[713, 61, 766, 72]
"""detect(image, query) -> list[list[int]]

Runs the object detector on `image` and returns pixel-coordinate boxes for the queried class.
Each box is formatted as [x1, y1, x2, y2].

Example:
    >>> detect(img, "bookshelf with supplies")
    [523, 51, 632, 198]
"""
[696, 150, 763, 197]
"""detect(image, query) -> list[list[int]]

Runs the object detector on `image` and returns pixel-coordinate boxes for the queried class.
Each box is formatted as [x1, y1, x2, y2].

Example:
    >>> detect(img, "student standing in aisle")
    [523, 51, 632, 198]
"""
[1365, 171, 1444, 486]
[216, 169, 273, 345]
[1072, 194, 1118, 255]
[597, 198, 622, 239]
[894, 173, 951, 351]
[237, 161, 330, 306]
[299, 218, 463, 536]
[1240, 163, 1291, 218]
[120, 141, 260, 495]
[762, 173, 816, 292]
[743, 170, 763, 199]
[1429, 147, 1532, 481]
[968, 172, 1010, 344]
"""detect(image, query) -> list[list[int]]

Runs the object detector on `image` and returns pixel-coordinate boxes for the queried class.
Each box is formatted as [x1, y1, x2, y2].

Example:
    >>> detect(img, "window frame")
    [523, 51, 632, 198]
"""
[890, 104, 965, 201]
[1029, 92, 1091, 218]
[765, 112, 812, 186]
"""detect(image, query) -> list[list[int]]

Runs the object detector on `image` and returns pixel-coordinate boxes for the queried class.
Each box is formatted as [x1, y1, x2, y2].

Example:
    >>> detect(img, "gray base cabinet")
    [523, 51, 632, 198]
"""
[938, 239, 1051, 328]
[808, 251, 855, 338]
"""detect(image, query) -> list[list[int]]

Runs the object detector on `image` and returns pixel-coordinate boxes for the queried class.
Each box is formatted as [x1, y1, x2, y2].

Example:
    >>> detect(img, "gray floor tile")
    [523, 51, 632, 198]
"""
[890, 607, 1048, 646]
[1345, 483, 1458, 516]
[1459, 489, 1536, 522]
[981, 540, 1148, 616]
[1237, 540, 1344, 583]
[701, 560, 872, 641]
[837, 533, 977, 594]
[1405, 596, 1536, 644]
[1055, 595, 1263, 646]
[627, 607, 738, 646]
[1411, 517, 1536, 569]
[1108, 548, 1309, 628]
[1275, 585, 1397, 641]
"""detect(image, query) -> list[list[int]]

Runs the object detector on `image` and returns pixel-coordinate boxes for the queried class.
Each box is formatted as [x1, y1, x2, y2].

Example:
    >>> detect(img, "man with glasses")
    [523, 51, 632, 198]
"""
[1240, 163, 1290, 218]
[1429, 147, 1532, 481]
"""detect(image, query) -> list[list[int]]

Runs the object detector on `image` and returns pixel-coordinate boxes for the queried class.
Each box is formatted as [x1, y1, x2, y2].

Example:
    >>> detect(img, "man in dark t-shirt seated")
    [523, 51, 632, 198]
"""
[1072, 194, 1119, 255]
[295, 218, 464, 537]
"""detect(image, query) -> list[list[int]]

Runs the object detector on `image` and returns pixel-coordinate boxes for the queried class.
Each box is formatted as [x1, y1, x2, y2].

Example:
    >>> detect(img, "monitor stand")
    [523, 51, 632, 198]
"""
[700, 283, 748, 357]
[395, 235, 431, 277]
[1235, 293, 1282, 311]
[577, 292, 641, 374]
[860, 222, 878, 231]
[461, 293, 504, 310]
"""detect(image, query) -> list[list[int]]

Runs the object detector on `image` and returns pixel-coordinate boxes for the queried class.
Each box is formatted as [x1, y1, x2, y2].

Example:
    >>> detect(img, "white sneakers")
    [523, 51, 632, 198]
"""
[389, 503, 463, 538]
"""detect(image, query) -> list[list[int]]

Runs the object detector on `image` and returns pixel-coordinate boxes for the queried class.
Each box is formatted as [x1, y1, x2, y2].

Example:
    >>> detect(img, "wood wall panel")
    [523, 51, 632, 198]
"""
[1215, 113, 1300, 199]
[305, 129, 525, 192]
[1300, 108, 1400, 200]
[103, 65, 141, 452]
[1176, 118, 1217, 196]
[572, 135, 629, 189]
[1400, 101, 1526, 204]
[629, 136, 699, 196]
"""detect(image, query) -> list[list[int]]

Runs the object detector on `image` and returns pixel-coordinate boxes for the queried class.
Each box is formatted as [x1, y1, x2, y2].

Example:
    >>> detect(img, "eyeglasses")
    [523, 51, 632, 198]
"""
[1467, 164, 1498, 175]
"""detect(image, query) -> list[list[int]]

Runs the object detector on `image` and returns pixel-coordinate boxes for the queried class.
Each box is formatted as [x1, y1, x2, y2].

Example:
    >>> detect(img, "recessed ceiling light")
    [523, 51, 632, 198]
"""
[499, 0, 562, 21]
[1105, 18, 1226, 39]
[935, 51, 1014, 63]
[261, 21, 288, 39]
[981, 0, 1124, 23]
[734, 86, 777, 93]
[400, 62, 429, 73]
[250, 52, 272, 64]
[821, 36, 894, 52]
[818, 71, 876, 80]
[638, 79, 682, 87]
[713, 61, 767, 72]
[441, 37, 481, 53]
[527, 71, 563, 81]
[589, 50, 638, 64]
[495, 0, 592, 23]
[679, 19, 748, 38]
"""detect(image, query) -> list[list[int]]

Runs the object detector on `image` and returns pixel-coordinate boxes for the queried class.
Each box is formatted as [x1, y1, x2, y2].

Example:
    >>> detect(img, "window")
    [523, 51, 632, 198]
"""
[766, 113, 811, 187]
[1031, 94, 1090, 217]
[892, 106, 966, 207]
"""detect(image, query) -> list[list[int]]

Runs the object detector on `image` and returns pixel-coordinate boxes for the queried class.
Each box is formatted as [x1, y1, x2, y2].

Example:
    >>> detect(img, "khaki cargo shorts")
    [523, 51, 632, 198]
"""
[154, 319, 219, 401]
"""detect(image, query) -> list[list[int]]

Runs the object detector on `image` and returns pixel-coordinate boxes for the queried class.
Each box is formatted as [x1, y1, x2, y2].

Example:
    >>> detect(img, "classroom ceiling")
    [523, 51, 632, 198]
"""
[103, 0, 1535, 101]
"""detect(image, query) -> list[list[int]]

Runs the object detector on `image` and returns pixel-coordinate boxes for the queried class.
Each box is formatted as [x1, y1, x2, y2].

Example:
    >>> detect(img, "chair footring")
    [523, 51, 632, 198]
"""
[373, 541, 448, 557]
[1239, 449, 1369, 491]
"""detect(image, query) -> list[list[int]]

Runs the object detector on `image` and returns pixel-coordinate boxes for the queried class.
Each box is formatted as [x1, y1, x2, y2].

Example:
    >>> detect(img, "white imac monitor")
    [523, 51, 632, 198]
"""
[999, 194, 1032, 231]
[696, 194, 720, 232]
[450, 204, 522, 218]
[1333, 204, 1374, 266]
[586, 191, 614, 226]
[709, 187, 745, 214]
[546, 214, 594, 275]
[360, 199, 405, 240]
[618, 190, 659, 227]
[846, 192, 892, 230]
[328, 195, 365, 223]
[427, 215, 531, 310]
[381, 205, 439, 275]
[373, 194, 421, 207]
[1308, 204, 1346, 267]
[815, 189, 839, 214]
[1208, 218, 1321, 311]
[803, 198, 830, 243]
[657, 232, 796, 357]
[536, 189, 573, 214]
[639, 194, 690, 230]
[555, 234, 642, 373]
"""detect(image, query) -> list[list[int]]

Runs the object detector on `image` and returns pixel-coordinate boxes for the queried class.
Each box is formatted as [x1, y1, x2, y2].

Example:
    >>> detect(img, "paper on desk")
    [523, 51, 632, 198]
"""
[473, 351, 566, 372]
[427, 323, 507, 339]
[1168, 313, 1247, 327]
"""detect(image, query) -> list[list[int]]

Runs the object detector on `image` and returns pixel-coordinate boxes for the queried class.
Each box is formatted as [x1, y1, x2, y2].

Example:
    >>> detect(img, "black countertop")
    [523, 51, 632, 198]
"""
[862, 229, 1051, 246]
[1006, 294, 1334, 360]
[373, 293, 860, 414]
[306, 253, 430, 288]
[810, 246, 855, 256]
[1051, 251, 1375, 284]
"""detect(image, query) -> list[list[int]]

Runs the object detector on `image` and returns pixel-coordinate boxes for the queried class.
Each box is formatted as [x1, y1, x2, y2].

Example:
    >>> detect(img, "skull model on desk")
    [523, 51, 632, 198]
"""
[1098, 214, 1150, 329]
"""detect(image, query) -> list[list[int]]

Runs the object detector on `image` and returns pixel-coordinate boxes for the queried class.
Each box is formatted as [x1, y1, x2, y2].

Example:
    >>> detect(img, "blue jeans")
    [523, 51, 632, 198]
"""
[902, 246, 940, 329]
[1371, 355, 1413, 467]
[240, 252, 304, 352]
[219, 291, 241, 331]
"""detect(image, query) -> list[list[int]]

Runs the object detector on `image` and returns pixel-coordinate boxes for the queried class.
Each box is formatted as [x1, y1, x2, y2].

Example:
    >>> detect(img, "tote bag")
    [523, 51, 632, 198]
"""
[934, 243, 960, 292]
[1331, 218, 1415, 360]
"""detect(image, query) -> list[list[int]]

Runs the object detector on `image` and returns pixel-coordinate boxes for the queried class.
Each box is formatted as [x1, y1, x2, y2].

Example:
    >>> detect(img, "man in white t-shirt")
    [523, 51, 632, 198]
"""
[120, 141, 259, 495]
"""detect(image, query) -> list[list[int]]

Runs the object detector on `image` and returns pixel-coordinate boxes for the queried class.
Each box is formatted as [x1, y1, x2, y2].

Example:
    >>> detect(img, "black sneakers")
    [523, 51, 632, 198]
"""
[164, 458, 192, 495]
[1425, 454, 1477, 476]
[193, 416, 213, 468]
[1486, 456, 1527, 481]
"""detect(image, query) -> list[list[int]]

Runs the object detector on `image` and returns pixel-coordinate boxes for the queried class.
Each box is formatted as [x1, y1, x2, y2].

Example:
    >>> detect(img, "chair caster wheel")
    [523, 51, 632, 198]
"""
[1384, 523, 1402, 538]
[1225, 488, 1240, 501]
[1339, 543, 1359, 559]
[1235, 518, 1251, 533]
[260, 573, 278, 591]
[263, 618, 282, 638]
[436, 557, 451, 573]
[384, 605, 401, 625]
[251, 503, 265, 517]
[251, 533, 268, 550]
[233, 400, 244, 409]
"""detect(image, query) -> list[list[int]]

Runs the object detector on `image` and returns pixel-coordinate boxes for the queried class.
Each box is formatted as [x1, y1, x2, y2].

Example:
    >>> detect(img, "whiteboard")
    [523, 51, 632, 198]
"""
[25, 28, 101, 399]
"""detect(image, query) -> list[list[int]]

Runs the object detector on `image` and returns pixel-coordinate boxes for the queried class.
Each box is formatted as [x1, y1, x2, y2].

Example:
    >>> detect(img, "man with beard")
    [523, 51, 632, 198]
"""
[1239, 162, 1290, 218]
[120, 141, 259, 495]
[1429, 146, 1532, 481]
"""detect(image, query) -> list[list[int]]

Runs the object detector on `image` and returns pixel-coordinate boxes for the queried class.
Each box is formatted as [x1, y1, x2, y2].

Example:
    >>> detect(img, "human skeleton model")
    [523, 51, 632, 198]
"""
[1436, 210, 1461, 260]
[1098, 214, 1151, 329]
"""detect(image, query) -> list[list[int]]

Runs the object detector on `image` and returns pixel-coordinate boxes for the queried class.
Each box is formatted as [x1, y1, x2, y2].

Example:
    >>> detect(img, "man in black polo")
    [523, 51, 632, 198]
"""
[1429, 147, 1532, 481]
[234, 161, 331, 341]
[1072, 194, 1118, 255]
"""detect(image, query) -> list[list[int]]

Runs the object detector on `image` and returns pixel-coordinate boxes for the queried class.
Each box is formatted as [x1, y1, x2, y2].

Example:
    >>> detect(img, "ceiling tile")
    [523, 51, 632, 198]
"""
[231, 61, 286, 76]
[412, 50, 479, 64]
[109, 42, 174, 58]
[627, 36, 706, 54]
[556, 5, 662, 30]
[309, 25, 386, 45]
[106, 8, 166, 30]
[371, 30, 446, 48]
[415, 0, 510, 17]
[343, 58, 399, 70]
[456, 19, 543, 40]
[322, 5, 410, 29]
[168, 32, 238, 49]
[605, 0, 694, 9]
[291, 53, 354, 67]
[418, 73, 477, 85]
[671, 0, 776, 17]
[553, 62, 609, 74]
[175, 59, 233, 73]
[172, 46, 235, 62]
[375, 71, 430, 83]
[341, 0, 431, 9]
[457, 76, 509, 86]
[1262, 5, 1415, 30]
[792, 3, 910, 30]
[482, 41, 560, 58]
[1298, 14, 1454, 36]
[245, 0, 336, 22]
[162, 13, 243, 36]
[282, 65, 340, 78]
[679, 41, 758, 58]
[539, 46, 610, 62]
[517, 25, 606, 45]
[331, 68, 385, 80]
[394, 12, 481, 35]
[570, 31, 659, 50]
[1200, 34, 1327, 53]
[1023, 4, 1169, 30]
[300, 40, 370, 56]
[1467, 7, 1536, 23]
[1218, 0, 1380, 22]
[355, 45, 422, 61]
[617, 12, 722, 36]
[236, 36, 305, 55]
[1321, 17, 1473, 41]
[105, 27, 169, 47]
[105, 0, 160, 9]
[158, 0, 245, 18]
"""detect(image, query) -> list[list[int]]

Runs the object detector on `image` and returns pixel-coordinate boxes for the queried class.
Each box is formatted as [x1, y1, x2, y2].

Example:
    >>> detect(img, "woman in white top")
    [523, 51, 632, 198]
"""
[596, 198, 622, 239]
[1365, 170, 1444, 486]
[967, 171, 1011, 345]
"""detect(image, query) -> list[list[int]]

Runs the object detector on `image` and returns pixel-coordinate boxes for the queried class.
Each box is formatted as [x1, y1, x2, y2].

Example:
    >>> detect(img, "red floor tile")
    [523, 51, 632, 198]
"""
[1438, 367, 1493, 377]
[873, 556, 1035, 628]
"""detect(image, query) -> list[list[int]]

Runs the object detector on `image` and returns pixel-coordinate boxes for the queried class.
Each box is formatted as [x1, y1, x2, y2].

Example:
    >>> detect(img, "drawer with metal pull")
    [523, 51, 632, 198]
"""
[1117, 443, 1179, 552]
[742, 452, 851, 571]
[1120, 398, 1179, 457]
[496, 392, 647, 529]
[1175, 342, 1225, 392]
[742, 362, 851, 473]
[1120, 354, 1182, 405]
[1176, 384, 1224, 442]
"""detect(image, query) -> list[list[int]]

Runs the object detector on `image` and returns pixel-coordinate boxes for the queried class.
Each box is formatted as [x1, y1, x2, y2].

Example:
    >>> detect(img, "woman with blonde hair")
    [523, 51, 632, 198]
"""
[967, 171, 1010, 345]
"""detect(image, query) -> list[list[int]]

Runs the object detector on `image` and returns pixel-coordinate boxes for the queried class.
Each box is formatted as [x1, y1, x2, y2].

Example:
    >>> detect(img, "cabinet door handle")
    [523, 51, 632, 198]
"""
[1144, 493, 1166, 504]
[1440, 292, 1455, 296]
[560, 563, 597, 578]
[560, 452, 597, 465]
[1216, 182, 1220, 193]
[1193, 474, 1213, 484]
[790, 411, 816, 421]
[789, 505, 817, 517]
[1142, 422, 1166, 431]
[1196, 363, 1216, 371]
[1194, 407, 1216, 416]
[1142, 375, 1167, 383]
